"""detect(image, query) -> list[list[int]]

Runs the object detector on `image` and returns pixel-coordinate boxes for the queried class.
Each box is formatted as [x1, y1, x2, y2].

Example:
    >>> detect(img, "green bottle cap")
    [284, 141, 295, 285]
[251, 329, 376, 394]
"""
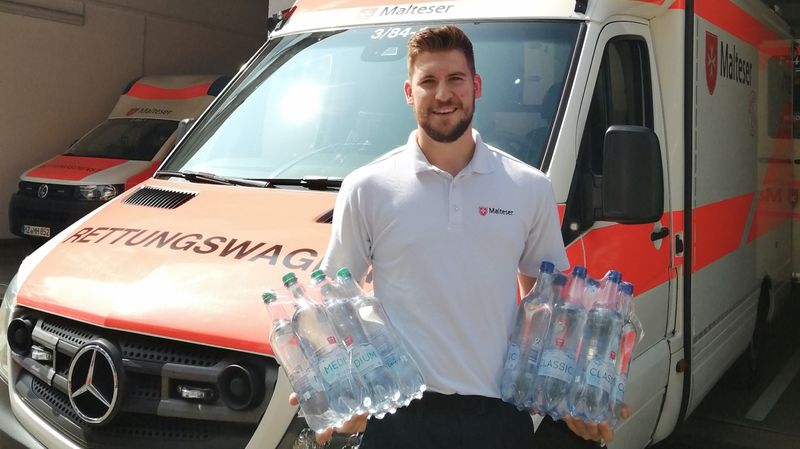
[336, 267, 352, 279]
[262, 290, 277, 303]
[310, 270, 326, 282]
[282, 272, 297, 287]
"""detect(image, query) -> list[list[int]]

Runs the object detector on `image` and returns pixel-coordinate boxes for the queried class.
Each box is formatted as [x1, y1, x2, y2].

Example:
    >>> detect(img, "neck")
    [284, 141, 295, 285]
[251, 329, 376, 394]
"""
[416, 127, 476, 177]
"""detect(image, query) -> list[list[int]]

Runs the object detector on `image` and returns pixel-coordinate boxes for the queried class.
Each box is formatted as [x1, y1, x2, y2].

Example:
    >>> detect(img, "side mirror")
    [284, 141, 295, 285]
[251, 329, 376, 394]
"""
[599, 125, 664, 224]
[174, 118, 196, 147]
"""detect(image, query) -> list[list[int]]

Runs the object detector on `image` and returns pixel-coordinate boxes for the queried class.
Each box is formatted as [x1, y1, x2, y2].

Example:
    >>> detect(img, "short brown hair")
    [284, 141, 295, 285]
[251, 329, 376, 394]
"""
[407, 25, 475, 76]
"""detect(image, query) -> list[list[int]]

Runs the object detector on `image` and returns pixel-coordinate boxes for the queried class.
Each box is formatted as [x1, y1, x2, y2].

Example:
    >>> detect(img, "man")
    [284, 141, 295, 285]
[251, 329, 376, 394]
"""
[292, 25, 627, 448]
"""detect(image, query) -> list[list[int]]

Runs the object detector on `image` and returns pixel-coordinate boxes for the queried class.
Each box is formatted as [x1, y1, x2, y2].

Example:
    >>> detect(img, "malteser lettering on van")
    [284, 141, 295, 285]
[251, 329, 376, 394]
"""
[380, 4, 454, 17]
[719, 40, 753, 87]
[62, 226, 321, 270]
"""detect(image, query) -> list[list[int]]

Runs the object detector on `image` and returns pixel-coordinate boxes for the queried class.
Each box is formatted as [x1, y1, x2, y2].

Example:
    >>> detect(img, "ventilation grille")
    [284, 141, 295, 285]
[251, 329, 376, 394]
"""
[316, 209, 334, 224]
[124, 186, 197, 209]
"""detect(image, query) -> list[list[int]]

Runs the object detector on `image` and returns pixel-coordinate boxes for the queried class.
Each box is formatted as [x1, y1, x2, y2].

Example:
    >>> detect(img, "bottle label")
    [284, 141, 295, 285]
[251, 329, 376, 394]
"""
[504, 345, 520, 371]
[293, 369, 323, 398]
[383, 351, 399, 368]
[615, 376, 627, 400]
[527, 338, 544, 366]
[586, 359, 615, 392]
[318, 352, 349, 385]
[538, 349, 575, 383]
[352, 344, 383, 373]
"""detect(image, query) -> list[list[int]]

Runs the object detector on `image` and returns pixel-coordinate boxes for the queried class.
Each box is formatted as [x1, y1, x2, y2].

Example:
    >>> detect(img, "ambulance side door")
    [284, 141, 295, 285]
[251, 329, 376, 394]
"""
[561, 21, 674, 449]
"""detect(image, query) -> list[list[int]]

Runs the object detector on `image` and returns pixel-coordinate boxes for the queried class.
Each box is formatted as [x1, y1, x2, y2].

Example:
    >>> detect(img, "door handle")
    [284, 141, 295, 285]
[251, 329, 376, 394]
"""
[650, 227, 669, 241]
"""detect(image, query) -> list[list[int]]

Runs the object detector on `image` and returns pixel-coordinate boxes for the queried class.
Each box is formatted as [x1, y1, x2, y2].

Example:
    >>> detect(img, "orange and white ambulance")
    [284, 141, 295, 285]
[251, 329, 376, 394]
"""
[0, 1, 794, 449]
[8, 75, 230, 243]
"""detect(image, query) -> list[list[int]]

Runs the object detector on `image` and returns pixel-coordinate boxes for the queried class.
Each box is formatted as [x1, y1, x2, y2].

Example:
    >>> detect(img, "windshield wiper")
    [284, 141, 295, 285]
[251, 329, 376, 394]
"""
[154, 170, 272, 188]
[254, 176, 343, 191]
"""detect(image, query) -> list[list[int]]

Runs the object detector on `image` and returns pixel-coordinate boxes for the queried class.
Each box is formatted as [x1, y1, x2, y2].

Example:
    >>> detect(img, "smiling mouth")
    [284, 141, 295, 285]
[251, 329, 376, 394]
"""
[432, 107, 457, 115]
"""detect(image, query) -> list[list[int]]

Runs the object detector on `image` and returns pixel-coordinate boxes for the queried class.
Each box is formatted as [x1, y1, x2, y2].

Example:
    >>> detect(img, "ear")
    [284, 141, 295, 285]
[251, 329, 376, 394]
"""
[404, 79, 413, 105]
[473, 73, 483, 100]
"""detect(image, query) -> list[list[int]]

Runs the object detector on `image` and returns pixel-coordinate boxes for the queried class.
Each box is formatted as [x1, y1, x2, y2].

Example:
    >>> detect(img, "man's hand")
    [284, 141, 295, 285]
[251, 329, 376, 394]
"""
[289, 393, 369, 445]
[562, 404, 631, 446]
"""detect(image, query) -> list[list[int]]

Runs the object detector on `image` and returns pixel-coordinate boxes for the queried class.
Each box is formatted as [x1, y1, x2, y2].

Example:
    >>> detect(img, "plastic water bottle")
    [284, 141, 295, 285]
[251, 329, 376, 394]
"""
[285, 272, 363, 417]
[500, 261, 556, 408]
[610, 282, 640, 426]
[618, 281, 644, 342]
[532, 266, 588, 418]
[336, 267, 426, 408]
[524, 273, 567, 411]
[569, 271, 624, 422]
[262, 290, 342, 432]
[310, 270, 399, 416]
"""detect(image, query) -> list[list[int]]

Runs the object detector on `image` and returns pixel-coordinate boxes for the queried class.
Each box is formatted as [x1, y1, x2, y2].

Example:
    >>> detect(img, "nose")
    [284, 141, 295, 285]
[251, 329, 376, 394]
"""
[434, 82, 452, 102]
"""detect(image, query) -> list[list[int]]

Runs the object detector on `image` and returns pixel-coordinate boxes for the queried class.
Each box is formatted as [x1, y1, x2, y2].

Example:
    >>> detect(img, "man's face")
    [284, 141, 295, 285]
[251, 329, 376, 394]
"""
[405, 49, 482, 143]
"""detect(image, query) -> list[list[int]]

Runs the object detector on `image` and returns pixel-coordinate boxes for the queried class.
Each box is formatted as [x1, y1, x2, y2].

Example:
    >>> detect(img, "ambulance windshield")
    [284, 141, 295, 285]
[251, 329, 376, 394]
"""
[67, 118, 178, 161]
[163, 22, 580, 181]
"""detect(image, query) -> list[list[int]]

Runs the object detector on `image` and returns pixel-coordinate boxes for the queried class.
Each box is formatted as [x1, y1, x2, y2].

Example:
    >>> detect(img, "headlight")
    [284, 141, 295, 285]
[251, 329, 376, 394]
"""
[0, 275, 19, 383]
[76, 184, 122, 201]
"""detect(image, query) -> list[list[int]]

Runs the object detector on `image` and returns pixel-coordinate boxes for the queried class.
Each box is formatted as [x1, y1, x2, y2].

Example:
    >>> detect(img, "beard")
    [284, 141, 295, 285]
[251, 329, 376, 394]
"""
[419, 99, 475, 143]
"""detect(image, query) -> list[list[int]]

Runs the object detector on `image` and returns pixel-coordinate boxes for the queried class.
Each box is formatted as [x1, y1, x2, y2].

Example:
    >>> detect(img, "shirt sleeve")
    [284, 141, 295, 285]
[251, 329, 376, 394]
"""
[320, 174, 372, 282]
[518, 177, 570, 276]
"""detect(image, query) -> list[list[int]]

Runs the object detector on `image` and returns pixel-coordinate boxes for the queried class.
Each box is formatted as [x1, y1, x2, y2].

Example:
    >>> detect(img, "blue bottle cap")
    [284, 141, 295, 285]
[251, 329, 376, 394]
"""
[605, 270, 622, 284]
[571, 266, 587, 278]
[587, 278, 600, 288]
[620, 282, 634, 295]
[540, 261, 555, 274]
[553, 274, 567, 286]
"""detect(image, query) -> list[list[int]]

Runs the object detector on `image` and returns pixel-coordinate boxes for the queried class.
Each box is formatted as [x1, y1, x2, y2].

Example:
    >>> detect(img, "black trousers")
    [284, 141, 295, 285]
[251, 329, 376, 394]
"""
[359, 392, 602, 449]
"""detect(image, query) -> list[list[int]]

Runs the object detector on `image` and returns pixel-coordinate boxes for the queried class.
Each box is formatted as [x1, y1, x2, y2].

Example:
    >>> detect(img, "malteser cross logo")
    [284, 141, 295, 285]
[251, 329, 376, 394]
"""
[706, 31, 718, 95]
[478, 206, 514, 216]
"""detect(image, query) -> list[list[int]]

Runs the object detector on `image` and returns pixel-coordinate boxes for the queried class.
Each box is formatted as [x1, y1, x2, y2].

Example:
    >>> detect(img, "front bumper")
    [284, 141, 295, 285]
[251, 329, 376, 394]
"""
[8, 192, 102, 240]
[0, 377, 47, 449]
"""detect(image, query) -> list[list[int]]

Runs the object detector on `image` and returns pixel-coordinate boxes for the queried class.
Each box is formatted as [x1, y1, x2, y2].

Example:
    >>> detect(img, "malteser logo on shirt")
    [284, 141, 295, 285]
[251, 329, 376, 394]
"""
[478, 206, 514, 216]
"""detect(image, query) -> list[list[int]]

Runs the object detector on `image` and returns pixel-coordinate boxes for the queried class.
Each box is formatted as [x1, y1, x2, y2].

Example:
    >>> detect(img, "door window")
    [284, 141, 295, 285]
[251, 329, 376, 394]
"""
[563, 37, 654, 242]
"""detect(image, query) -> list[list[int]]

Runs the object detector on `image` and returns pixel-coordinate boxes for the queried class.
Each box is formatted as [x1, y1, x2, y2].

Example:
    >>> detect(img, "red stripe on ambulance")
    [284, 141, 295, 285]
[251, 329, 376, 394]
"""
[695, 0, 790, 59]
[25, 155, 127, 181]
[125, 161, 161, 190]
[693, 193, 754, 272]
[127, 82, 213, 100]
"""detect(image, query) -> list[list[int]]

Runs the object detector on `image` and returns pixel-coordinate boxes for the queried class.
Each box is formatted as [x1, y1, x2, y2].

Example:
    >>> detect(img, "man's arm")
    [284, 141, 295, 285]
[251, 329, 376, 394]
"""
[518, 273, 536, 296]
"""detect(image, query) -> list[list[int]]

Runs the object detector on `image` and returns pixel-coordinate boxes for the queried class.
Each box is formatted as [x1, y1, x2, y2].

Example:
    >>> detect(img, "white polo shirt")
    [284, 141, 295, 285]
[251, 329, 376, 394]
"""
[322, 129, 569, 398]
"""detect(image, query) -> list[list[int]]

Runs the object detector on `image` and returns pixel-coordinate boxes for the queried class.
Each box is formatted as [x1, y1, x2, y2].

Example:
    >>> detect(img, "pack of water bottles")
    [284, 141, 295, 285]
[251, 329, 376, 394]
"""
[261, 267, 426, 433]
[500, 262, 644, 425]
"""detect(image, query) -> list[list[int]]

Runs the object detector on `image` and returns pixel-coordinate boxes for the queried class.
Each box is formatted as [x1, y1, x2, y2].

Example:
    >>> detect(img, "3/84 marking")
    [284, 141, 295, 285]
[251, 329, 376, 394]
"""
[370, 27, 416, 40]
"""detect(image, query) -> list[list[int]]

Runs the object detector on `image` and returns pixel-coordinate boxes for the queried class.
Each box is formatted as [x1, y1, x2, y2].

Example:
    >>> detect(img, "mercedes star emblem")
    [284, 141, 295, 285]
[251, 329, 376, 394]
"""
[37, 184, 48, 199]
[67, 339, 124, 426]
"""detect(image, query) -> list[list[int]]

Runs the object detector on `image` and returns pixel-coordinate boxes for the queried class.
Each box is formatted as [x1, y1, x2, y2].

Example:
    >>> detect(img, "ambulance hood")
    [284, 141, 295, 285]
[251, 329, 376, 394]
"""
[21, 155, 153, 185]
[15, 179, 337, 355]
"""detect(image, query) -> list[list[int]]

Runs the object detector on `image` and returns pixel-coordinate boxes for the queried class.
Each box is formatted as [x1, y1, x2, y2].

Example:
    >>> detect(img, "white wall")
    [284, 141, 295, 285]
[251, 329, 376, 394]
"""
[268, 0, 294, 16]
[0, 0, 269, 239]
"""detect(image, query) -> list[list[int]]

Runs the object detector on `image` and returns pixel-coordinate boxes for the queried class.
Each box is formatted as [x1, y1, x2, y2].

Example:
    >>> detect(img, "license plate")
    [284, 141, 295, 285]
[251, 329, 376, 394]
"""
[22, 225, 50, 238]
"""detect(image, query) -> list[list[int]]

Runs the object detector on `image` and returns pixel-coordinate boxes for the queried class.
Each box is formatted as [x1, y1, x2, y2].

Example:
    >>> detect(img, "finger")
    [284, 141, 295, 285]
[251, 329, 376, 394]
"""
[599, 422, 615, 444]
[620, 403, 632, 420]
[288, 393, 299, 406]
[337, 412, 369, 434]
[315, 428, 334, 445]
[583, 421, 601, 441]
[565, 415, 591, 440]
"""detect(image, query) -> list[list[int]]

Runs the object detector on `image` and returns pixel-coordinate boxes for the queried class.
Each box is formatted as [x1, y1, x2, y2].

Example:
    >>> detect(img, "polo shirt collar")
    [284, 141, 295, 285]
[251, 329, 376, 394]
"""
[406, 129, 495, 175]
